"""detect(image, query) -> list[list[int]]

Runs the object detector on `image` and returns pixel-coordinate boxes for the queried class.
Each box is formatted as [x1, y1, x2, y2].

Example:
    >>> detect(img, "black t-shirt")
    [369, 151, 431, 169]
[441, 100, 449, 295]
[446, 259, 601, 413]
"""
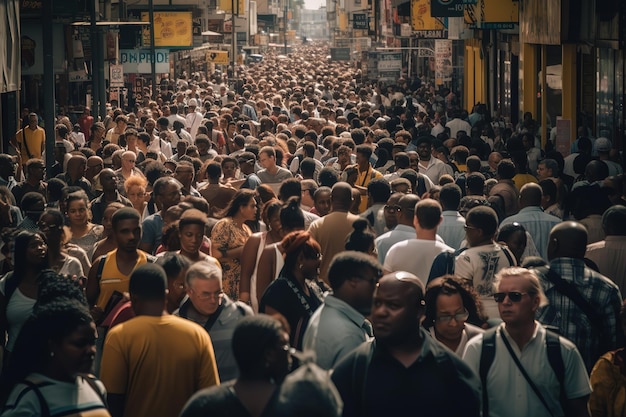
[180, 381, 279, 417]
[259, 276, 323, 350]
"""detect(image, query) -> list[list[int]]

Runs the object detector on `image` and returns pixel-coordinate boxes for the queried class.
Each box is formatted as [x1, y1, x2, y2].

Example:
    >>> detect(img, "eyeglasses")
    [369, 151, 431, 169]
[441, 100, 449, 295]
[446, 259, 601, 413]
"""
[384, 205, 401, 212]
[493, 292, 528, 303]
[190, 289, 223, 300]
[37, 222, 60, 231]
[436, 309, 470, 323]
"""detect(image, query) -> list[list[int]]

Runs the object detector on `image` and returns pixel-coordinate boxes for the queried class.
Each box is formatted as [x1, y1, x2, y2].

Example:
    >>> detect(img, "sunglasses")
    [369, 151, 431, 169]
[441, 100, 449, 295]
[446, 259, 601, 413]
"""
[493, 292, 528, 303]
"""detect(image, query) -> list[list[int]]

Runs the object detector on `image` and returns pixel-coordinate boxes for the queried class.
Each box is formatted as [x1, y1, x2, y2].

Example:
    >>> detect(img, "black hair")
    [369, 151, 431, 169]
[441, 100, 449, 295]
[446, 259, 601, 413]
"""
[497, 222, 527, 243]
[423, 275, 484, 328]
[280, 197, 305, 231]
[231, 315, 283, 376]
[223, 189, 256, 218]
[278, 178, 302, 201]
[129, 263, 168, 301]
[299, 158, 316, 178]
[465, 172, 485, 195]
[111, 207, 141, 230]
[367, 178, 391, 204]
[466, 206, 499, 237]
[344, 219, 376, 254]
[327, 250, 382, 291]
[156, 252, 192, 280]
[46, 178, 67, 203]
[318, 167, 339, 188]
[439, 184, 462, 211]
[496, 159, 516, 180]
[13, 230, 49, 277]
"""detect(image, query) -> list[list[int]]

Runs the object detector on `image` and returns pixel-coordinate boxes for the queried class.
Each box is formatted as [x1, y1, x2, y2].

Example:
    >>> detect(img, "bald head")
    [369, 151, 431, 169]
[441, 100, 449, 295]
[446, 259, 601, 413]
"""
[519, 183, 543, 208]
[547, 221, 588, 260]
[331, 182, 353, 211]
[378, 271, 425, 302]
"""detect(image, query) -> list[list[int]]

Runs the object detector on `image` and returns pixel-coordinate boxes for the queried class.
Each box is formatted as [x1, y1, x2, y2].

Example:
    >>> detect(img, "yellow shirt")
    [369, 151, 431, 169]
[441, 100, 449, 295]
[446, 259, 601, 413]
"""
[96, 249, 149, 309]
[356, 165, 383, 213]
[15, 126, 45, 165]
[101, 315, 220, 417]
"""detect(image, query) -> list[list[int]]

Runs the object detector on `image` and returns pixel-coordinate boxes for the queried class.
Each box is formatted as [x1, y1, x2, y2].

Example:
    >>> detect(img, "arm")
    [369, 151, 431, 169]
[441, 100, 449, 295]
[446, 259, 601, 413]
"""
[256, 247, 276, 301]
[107, 393, 126, 417]
[86, 257, 102, 307]
[238, 235, 261, 302]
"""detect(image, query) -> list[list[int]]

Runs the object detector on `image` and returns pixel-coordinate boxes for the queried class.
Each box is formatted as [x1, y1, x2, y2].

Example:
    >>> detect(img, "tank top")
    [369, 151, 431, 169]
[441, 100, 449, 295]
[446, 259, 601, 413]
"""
[96, 249, 148, 309]
[250, 232, 268, 313]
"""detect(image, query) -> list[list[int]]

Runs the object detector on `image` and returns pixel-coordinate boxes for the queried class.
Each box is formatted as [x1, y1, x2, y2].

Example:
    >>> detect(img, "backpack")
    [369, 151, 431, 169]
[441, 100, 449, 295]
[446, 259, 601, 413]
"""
[479, 327, 565, 417]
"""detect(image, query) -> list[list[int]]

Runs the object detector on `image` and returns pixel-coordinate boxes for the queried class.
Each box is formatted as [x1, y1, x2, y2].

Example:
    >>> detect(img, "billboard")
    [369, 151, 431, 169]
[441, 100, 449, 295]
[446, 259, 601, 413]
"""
[142, 11, 193, 47]
[465, 0, 518, 29]
[411, 0, 448, 37]
[120, 49, 170, 74]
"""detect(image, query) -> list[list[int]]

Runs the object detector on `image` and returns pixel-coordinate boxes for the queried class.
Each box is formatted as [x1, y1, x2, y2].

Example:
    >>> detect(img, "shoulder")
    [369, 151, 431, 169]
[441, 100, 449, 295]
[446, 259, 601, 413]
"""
[180, 383, 237, 417]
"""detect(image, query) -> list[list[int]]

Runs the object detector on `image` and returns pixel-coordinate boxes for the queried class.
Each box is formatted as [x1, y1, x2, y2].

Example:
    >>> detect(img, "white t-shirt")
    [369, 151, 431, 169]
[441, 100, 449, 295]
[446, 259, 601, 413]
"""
[384, 238, 454, 285]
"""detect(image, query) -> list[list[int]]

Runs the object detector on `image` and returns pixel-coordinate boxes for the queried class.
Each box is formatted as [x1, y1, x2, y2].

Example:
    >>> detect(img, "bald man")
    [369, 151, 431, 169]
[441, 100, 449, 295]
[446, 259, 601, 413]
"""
[533, 221, 622, 372]
[500, 183, 561, 260]
[331, 271, 480, 417]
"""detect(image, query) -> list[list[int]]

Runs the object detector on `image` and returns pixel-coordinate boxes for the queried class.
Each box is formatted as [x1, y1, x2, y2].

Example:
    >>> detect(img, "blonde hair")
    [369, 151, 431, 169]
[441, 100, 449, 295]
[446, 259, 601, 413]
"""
[494, 267, 548, 307]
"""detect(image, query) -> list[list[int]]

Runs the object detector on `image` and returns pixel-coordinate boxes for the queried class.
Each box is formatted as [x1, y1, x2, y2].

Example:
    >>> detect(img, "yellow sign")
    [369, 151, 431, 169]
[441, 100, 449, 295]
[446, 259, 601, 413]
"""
[206, 50, 229, 65]
[142, 12, 193, 47]
[411, 0, 445, 31]
[219, 0, 246, 15]
[465, 0, 518, 28]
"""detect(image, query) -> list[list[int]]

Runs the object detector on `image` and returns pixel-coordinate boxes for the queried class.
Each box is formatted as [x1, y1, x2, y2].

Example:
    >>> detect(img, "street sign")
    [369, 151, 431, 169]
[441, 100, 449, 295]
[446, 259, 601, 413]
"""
[205, 50, 229, 65]
[330, 47, 351, 61]
[110, 64, 124, 87]
[377, 52, 402, 71]
[430, 0, 464, 17]
[353, 13, 368, 29]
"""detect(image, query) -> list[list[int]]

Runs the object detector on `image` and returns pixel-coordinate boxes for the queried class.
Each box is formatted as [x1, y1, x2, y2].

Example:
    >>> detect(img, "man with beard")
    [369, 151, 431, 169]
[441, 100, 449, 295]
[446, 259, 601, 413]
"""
[415, 135, 453, 185]
[303, 252, 383, 369]
[331, 271, 480, 417]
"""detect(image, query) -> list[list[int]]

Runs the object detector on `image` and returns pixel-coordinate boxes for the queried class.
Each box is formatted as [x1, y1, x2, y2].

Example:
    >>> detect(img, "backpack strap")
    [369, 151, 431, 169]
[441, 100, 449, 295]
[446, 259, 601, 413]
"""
[479, 327, 498, 417]
[18, 379, 50, 417]
[500, 245, 517, 267]
[79, 374, 108, 408]
[545, 330, 566, 412]
[146, 255, 158, 263]
[96, 254, 108, 283]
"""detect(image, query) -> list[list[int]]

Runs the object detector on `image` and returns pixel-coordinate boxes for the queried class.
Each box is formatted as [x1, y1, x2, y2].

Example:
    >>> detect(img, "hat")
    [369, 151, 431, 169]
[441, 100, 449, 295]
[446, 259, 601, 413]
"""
[188, 98, 198, 107]
[595, 137, 612, 152]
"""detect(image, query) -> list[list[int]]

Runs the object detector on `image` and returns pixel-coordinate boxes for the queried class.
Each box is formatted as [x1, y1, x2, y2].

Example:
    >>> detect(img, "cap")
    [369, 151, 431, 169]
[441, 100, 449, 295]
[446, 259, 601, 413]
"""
[595, 137, 612, 152]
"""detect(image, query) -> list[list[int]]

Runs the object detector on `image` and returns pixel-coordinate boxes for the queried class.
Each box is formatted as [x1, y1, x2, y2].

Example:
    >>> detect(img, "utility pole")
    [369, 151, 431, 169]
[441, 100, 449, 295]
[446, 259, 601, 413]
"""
[283, 0, 288, 54]
[232, 0, 236, 86]
[149, 0, 156, 100]
[43, 0, 55, 178]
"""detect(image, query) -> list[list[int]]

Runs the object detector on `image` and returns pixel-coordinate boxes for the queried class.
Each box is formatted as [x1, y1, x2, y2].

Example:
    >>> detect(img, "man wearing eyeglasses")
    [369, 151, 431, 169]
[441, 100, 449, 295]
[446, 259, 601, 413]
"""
[375, 193, 418, 264]
[176, 261, 252, 382]
[463, 267, 591, 417]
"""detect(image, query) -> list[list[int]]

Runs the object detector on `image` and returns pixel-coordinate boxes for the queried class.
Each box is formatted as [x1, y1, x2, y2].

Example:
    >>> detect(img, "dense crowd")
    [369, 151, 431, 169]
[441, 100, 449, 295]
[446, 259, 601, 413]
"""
[0, 41, 625, 416]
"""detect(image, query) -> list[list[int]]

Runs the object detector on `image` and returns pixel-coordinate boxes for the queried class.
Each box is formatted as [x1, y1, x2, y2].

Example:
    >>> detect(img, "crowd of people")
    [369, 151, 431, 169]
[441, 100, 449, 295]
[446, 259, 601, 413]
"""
[0, 41, 625, 416]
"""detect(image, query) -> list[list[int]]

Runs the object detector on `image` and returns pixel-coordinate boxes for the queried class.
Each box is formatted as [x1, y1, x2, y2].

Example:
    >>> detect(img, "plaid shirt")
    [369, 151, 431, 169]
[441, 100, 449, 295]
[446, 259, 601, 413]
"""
[536, 257, 623, 372]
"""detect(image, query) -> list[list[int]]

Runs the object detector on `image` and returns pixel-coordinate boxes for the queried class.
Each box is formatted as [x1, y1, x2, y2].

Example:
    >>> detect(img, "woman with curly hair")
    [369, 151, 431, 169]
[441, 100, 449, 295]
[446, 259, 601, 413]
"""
[423, 275, 485, 355]
[259, 230, 325, 350]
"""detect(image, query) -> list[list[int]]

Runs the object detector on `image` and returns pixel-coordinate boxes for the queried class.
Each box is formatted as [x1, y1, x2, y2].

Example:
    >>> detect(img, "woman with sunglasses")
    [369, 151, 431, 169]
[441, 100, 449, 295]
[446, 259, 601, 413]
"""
[423, 275, 485, 355]
[259, 231, 325, 350]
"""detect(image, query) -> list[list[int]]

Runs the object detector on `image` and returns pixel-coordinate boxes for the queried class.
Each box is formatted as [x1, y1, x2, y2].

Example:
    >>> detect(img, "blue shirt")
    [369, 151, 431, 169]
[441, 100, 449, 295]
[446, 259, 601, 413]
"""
[438, 210, 466, 250]
[140, 212, 163, 253]
[500, 206, 561, 260]
[302, 295, 372, 370]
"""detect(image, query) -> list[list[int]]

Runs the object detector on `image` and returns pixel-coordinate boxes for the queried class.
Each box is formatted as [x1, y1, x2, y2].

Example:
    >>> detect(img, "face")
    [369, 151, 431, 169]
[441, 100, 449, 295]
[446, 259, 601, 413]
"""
[351, 268, 381, 316]
[67, 199, 89, 226]
[259, 152, 275, 169]
[222, 162, 237, 179]
[383, 199, 401, 229]
[174, 165, 194, 188]
[127, 185, 146, 210]
[27, 234, 48, 264]
[101, 206, 118, 233]
[29, 164, 45, 181]
[38, 214, 62, 242]
[100, 170, 119, 192]
[337, 151, 350, 166]
[145, 120, 156, 133]
[355, 152, 368, 167]
[536, 164, 550, 180]
[176, 141, 188, 155]
[372, 280, 423, 345]
[188, 278, 223, 316]
[179, 223, 204, 255]
[496, 274, 539, 326]
[239, 197, 258, 221]
[299, 248, 322, 279]
[266, 330, 293, 383]
[268, 211, 282, 236]
[158, 182, 182, 211]
[408, 153, 419, 170]
[314, 191, 331, 216]
[417, 142, 431, 159]
[433, 293, 467, 345]
[28, 115, 38, 128]
[113, 218, 141, 252]
[121, 154, 136, 172]
[50, 322, 97, 378]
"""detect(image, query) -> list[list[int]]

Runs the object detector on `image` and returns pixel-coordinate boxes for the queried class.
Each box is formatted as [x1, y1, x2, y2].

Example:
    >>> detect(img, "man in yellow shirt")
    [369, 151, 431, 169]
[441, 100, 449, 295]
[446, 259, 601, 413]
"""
[101, 263, 220, 417]
[353, 144, 383, 213]
[11, 112, 45, 166]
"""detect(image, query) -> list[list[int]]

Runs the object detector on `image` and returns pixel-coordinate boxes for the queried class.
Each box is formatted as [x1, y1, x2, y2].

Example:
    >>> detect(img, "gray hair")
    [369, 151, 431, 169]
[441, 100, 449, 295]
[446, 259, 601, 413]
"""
[185, 260, 222, 288]
[494, 267, 548, 308]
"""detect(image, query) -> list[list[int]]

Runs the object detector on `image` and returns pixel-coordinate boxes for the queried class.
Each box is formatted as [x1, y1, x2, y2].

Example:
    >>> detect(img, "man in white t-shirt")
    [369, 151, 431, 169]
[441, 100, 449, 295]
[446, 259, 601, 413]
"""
[384, 199, 453, 285]
[185, 98, 204, 140]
